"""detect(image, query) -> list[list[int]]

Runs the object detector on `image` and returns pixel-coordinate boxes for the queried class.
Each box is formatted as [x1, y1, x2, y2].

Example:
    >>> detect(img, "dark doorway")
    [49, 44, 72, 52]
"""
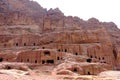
[16, 43, 18, 46]
[86, 58, 92, 63]
[6, 66, 11, 70]
[58, 49, 60, 52]
[57, 57, 60, 60]
[47, 60, 54, 64]
[73, 68, 77, 72]
[65, 49, 67, 52]
[90, 55, 93, 58]
[42, 47, 45, 49]
[27, 59, 29, 62]
[24, 43, 26, 46]
[87, 72, 91, 75]
[33, 43, 36, 46]
[102, 57, 104, 60]
[104, 61, 106, 63]
[44, 51, 50, 56]
[75, 53, 78, 55]
[42, 60, 45, 64]
[4, 44, 6, 47]
[113, 49, 117, 59]
[0, 58, 3, 62]
[35, 60, 37, 63]
[99, 57, 101, 60]
[95, 56, 97, 59]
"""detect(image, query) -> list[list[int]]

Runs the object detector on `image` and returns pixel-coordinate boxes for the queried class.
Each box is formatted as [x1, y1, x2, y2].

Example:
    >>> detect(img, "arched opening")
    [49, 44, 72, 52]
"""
[44, 51, 50, 56]
[35, 60, 37, 63]
[86, 58, 92, 63]
[57, 57, 60, 60]
[47, 60, 54, 64]
[75, 53, 78, 55]
[73, 68, 77, 72]
[65, 49, 67, 52]
[24, 43, 26, 46]
[42, 60, 45, 64]
[0, 58, 3, 62]
[113, 49, 117, 59]
[87, 72, 91, 75]
[16, 43, 18, 46]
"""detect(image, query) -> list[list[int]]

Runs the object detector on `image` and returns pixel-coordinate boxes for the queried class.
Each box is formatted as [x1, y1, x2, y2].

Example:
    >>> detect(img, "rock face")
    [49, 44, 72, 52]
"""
[17, 49, 63, 65]
[0, 0, 120, 78]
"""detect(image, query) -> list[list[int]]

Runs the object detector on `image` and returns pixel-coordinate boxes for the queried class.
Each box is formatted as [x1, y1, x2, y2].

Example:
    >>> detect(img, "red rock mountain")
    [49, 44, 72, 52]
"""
[0, 0, 120, 79]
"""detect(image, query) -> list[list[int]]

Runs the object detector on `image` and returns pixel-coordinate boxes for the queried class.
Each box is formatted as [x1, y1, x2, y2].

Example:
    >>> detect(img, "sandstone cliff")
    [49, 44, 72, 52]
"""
[0, 0, 120, 79]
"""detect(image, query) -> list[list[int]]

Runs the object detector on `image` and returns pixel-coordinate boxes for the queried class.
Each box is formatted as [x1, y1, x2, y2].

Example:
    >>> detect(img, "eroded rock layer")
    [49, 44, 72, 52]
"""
[0, 0, 120, 77]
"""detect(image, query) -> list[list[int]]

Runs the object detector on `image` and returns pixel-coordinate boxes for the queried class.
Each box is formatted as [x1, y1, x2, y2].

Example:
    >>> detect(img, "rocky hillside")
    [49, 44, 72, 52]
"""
[0, 0, 119, 31]
[1, 0, 120, 80]
[0, 0, 120, 49]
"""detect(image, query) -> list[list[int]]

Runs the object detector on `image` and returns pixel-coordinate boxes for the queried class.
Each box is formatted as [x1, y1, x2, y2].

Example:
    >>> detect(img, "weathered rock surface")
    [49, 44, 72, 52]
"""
[0, 0, 120, 79]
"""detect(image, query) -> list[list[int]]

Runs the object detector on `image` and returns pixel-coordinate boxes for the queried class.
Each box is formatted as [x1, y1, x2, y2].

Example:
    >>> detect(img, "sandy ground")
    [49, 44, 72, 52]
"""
[0, 69, 120, 80]
[1, 74, 120, 80]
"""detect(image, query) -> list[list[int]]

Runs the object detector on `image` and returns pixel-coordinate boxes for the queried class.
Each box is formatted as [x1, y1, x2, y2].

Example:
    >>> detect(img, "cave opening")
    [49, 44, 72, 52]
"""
[47, 60, 54, 64]
[42, 60, 45, 64]
[44, 51, 50, 56]
[27, 59, 29, 62]
[33, 43, 36, 46]
[57, 57, 60, 60]
[73, 68, 77, 72]
[75, 53, 78, 55]
[0, 58, 3, 62]
[24, 43, 26, 46]
[86, 58, 92, 63]
[16, 43, 18, 46]
[6, 66, 11, 70]
[113, 49, 117, 59]
[35, 60, 37, 63]
[87, 72, 91, 75]
[65, 49, 67, 52]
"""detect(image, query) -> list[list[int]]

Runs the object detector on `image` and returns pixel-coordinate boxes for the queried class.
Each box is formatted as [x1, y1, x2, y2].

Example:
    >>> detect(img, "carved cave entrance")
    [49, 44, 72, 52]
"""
[87, 72, 91, 75]
[33, 43, 36, 46]
[0, 58, 3, 62]
[44, 51, 50, 56]
[113, 49, 117, 59]
[75, 53, 78, 55]
[65, 49, 67, 52]
[73, 68, 77, 72]
[42, 60, 45, 64]
[47, 60, 54, 64]
[57, 57, 60, 60]
[16, 43, 18, 46]
[6, 66, 11, 70]
[86, 58, 92, 63]
[24, 43, 26, 46]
